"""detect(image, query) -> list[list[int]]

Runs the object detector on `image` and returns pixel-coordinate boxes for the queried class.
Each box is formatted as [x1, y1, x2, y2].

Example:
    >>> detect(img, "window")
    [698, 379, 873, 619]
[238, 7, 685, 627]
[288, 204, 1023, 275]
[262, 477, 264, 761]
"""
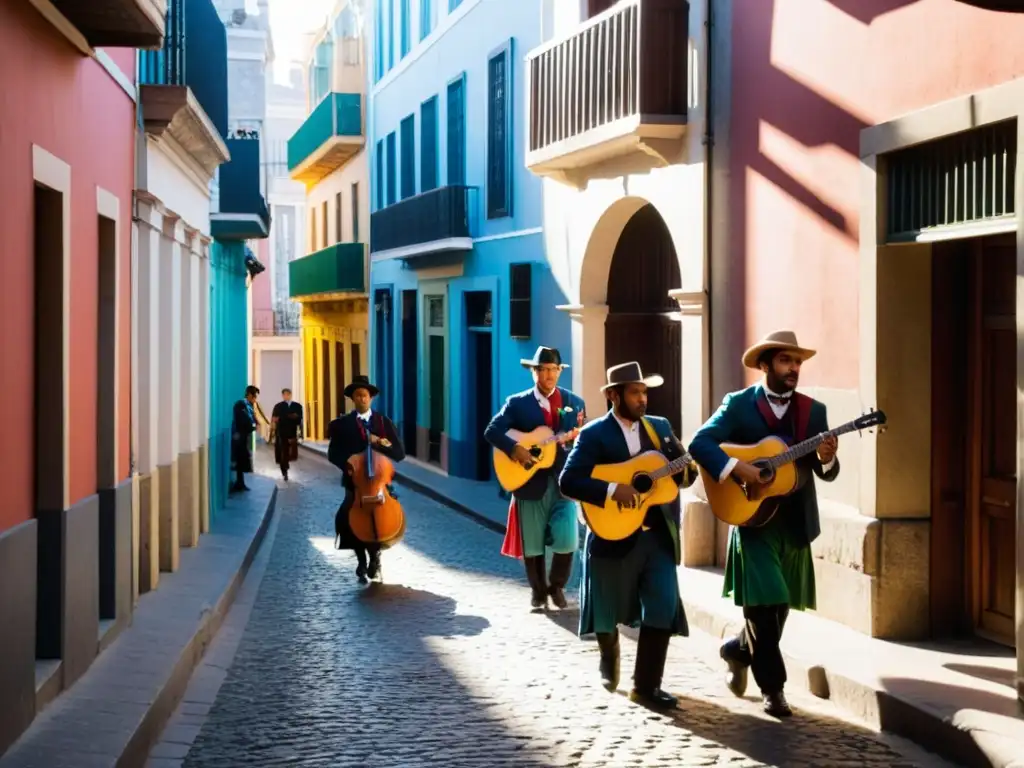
[420, 96, 438, 192]
[400, 114, 415, 200]
[310, 37, 333, 107]
[388, 0, 395, 70]
[428, 296, 444, 328]
[509, 263, 532, 339]
[446, 75, 466, 186]
[320, 201, 328, 248]
[309, 210, 316, 250]
[420, 0, 433, 40]
[487, 42, 512, 219]
[386, 131, 397, 206]
[351, 342, 361, 380]
[400, 0, 411, 58]
[449, 0, 463, 11]
[375, 139, 385, 209]
[336, 6, 361, 66]
[374, 1, 384, 80]
[335, 192, 343, 242]
[351, 182, 360, 242]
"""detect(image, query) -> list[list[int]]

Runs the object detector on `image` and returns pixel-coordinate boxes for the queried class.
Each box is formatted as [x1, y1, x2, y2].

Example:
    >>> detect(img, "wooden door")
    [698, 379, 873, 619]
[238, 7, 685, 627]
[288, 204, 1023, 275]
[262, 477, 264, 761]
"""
[401, 290, 418, 456]
[320, 339, 331, 431]
[968, 235, 1017, 644]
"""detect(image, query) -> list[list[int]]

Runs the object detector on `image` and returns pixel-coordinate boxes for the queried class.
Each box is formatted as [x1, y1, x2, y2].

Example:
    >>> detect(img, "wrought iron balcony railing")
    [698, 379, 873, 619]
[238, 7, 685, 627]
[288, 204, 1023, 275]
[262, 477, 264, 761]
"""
[369, 185, 474, 256]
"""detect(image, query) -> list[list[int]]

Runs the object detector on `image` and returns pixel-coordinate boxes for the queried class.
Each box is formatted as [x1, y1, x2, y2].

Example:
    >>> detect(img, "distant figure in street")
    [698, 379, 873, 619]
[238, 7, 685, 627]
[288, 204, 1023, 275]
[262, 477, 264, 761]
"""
[270, 388, 304, 481]
[327, 375, 406, 584]
[231, 385, 260, 493]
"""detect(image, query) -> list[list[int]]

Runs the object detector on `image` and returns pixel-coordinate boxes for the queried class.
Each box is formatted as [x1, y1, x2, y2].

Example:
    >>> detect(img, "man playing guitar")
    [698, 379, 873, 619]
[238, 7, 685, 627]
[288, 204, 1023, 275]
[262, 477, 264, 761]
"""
[484, 346, 586, 610]
[688, 330, 839, 718]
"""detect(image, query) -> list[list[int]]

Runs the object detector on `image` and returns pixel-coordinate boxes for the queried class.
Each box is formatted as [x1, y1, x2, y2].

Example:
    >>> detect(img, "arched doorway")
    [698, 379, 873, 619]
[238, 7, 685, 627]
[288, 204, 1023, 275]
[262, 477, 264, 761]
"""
[604, 203, 682, 433]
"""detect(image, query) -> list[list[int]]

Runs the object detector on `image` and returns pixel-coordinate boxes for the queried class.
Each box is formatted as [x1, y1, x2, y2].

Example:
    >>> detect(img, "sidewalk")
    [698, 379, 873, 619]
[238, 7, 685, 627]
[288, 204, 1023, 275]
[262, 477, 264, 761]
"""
[311, 446, 1024, 768]
[0, 476, 277, 768]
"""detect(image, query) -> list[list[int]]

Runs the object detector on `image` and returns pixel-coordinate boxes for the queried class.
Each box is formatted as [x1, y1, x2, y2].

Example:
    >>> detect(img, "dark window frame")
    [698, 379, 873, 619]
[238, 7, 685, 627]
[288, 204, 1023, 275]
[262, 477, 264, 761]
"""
[486, 39, 513, 220]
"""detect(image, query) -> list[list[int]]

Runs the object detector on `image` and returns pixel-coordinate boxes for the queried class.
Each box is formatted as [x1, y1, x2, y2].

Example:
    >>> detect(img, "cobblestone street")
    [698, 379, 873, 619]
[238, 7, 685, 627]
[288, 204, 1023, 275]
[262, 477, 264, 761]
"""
[154, 448, 954, 767]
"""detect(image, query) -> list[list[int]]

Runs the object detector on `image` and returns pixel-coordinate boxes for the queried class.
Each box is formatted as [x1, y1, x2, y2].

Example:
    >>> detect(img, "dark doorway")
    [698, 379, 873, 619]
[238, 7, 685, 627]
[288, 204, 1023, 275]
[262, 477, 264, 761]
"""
[334, 341, 345, 416]
[470, 331, 493, 481]
[320, 339, 331, 430]
[97, 214, 117, 622]
[309, 341, 319, 439]
[34, 183, 66, 661]
[604, 203, 682, 434]
[401, 290, 418, 456]
[428, 335, 445, 464]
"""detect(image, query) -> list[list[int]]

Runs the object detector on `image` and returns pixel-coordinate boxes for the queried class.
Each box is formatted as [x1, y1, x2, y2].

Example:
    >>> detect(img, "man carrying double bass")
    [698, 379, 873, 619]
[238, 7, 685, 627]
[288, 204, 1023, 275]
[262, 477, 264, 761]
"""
[688, 330, 839, 718]
[328, 375, 406, 584]
[484, 346, 586, 611]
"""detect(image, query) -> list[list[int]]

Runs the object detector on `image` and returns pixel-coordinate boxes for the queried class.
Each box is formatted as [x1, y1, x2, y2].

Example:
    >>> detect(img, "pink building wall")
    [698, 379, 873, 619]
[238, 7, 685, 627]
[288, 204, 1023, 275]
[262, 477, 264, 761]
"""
[0, 1, 134, 532]
[728, 0, 1024, 389]
[253, 238, 272, 310]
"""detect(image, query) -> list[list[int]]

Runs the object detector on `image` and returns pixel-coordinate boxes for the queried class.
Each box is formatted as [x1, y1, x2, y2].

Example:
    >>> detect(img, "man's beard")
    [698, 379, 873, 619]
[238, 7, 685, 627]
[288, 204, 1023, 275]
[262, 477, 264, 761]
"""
[768, 371, 798, 393]
[616, 402, 645, 422]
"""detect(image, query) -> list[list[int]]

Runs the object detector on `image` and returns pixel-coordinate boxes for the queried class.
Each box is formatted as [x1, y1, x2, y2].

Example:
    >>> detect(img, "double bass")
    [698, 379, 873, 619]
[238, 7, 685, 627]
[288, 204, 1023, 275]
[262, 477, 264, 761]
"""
[347, 439, 406, 547]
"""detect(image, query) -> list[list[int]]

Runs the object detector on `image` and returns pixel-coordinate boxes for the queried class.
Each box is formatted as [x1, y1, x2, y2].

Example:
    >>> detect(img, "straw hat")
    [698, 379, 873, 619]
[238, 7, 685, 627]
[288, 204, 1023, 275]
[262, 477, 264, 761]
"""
[741, 330, 817, 369]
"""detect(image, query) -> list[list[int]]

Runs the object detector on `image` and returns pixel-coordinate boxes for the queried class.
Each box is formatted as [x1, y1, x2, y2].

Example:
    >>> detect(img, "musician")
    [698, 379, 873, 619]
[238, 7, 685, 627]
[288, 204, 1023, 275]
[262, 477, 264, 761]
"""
[327, 375, 406, 583]
[484, 346, 586, 610]
[230, 385, 260, 492]
[688, 330, 839, 718]
[270, 388, 304, 481]
[559, 362, 696, 710]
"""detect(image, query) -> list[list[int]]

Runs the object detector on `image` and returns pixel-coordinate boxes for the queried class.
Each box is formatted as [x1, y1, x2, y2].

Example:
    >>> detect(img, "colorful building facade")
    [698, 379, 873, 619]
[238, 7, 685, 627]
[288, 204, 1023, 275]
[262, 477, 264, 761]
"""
[0, 0, 150, 752]
[288, 0, 370, 441]
[367, 0, 571, 479]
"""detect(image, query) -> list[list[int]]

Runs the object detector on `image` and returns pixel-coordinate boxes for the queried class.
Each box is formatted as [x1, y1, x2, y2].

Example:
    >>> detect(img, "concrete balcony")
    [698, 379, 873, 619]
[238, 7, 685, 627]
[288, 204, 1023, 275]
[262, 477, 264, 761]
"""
[288, 93, 364, 186]
[48, 0, 167, 48]
[211, 137, 270, 240]
[369, 185, 474, 262]
[289, 243, 368, 301]
[525, 0, 689, 186]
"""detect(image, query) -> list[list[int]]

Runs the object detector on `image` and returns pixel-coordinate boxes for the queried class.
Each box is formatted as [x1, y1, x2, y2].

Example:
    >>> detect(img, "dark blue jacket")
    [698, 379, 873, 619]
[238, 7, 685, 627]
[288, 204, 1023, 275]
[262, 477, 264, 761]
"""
[484, 386, 586, 501]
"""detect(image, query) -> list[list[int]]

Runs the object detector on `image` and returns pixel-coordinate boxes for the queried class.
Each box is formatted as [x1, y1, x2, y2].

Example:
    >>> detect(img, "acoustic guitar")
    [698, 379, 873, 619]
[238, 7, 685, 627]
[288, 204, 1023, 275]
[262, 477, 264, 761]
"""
[579, 450, 697, 541]
[347, 442, 406, 548]
[699, 409, 887, 528]
[493, 426, 580, 492]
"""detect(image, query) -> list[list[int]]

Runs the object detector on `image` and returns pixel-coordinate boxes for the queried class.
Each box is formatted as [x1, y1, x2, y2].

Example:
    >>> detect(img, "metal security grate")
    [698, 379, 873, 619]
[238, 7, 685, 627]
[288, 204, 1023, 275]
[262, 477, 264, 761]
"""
[886, 120, 1017, 241]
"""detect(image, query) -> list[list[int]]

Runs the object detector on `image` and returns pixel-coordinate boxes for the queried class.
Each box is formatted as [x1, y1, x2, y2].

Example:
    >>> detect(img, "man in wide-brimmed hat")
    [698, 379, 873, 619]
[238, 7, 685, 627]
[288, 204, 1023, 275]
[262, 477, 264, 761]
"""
[688, 330, 839, 718]
[484, 346, 586, 610]
[559, 362, 697, 711]
[327, 375, 406, 584]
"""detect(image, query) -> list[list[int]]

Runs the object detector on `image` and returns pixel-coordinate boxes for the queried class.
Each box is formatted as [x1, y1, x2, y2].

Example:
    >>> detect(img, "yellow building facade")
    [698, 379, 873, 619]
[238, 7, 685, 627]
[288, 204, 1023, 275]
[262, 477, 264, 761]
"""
[287, 0, 369, 440]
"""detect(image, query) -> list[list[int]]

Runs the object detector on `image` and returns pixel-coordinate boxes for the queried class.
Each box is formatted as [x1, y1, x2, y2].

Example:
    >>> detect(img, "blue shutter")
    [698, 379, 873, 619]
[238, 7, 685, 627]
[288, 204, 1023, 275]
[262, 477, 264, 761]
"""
[375, 139, 385, 210]
[446, 76, 465, 186]
[400, 0, 411, 57]
[386, 132, 397, 206]
[388, 0, 395, 70]
[449, 0, 463, 10]
[487, 47, 511, 219]
[420, 96, 438, 192]
[420, 0, 432, 40]
[400, 114, 416, 200]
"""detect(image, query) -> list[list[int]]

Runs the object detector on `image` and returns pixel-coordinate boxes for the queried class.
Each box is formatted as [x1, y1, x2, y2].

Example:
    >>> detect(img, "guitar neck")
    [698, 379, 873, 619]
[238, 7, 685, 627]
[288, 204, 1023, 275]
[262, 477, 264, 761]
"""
[649, 452, 693, 482]
[538, 429, 577, 447]
[767, 420, 861, 468]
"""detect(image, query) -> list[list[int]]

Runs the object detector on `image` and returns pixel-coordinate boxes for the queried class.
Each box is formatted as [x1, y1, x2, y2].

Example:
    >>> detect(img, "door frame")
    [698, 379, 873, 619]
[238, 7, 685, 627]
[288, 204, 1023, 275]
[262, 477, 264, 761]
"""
[421, 282, 449, 468]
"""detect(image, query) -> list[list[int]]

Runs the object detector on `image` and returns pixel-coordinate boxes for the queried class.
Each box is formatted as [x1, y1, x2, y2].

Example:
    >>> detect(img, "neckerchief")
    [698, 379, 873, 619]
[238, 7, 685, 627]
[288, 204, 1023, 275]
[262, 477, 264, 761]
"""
[542, 387, 563, 429]
[755, 388, 812, 443]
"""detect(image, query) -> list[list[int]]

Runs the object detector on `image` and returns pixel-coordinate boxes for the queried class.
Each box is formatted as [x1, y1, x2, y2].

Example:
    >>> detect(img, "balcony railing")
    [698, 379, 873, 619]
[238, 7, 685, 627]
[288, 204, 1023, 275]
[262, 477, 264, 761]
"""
[50, 0, 167, 49]
[370, 186, 474, 256]
[288, 92, 364, 185]
[289, 243, 367, 299]
[138, 0, 228, 139]
[526, 0, 689, 180]
[212, 137, 271, 240]
[253, 309, 275, 336]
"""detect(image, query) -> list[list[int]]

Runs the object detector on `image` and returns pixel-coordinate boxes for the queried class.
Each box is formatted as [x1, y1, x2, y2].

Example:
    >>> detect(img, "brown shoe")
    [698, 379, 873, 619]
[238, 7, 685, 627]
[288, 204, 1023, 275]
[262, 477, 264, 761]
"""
[720, 643, 749, 698]
[763, 691, 793, 717]
[549, 586, 568, 609]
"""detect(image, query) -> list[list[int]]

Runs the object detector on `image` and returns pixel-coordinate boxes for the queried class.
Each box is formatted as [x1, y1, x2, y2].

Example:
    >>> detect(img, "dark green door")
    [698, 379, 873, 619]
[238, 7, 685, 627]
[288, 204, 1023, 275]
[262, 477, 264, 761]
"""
[428, 335, 445, 464]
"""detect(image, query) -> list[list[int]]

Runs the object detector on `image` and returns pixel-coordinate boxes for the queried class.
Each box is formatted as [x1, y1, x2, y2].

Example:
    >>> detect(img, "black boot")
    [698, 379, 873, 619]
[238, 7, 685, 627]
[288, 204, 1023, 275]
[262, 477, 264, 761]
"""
[720, 635, 750, 698]
[763, 690, 793, 717]
[355, 548, 369, 584]
[367, 548, 382, 580]
[629, 626, 676, 710]
[524, 556, 548, 609]
[596, 631, 620, 692]
[548, 553, 573, 609]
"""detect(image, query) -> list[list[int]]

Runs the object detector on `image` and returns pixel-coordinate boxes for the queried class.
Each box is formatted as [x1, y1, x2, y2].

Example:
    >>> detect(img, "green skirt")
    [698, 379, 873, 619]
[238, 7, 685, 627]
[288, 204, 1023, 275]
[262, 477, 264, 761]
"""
[723, 514, 816, 610]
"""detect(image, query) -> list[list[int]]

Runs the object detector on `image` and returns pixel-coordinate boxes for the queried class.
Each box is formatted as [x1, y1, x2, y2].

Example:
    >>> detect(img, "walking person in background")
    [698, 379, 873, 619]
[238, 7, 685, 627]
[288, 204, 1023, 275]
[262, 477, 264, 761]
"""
[271, 388, 304, 481]
[231, 385, 260, 492]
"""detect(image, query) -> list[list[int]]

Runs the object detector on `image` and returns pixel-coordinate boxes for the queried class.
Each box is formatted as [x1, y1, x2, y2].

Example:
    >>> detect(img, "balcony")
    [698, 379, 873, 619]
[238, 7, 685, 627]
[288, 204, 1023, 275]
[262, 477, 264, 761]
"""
[370, 186, 474, 261]
[47, 0, 167, 49]
[138, 0, 229, 179]
[252, 309, 275, 336]
[211, 137, 270, 240]
[288, 93, 364, 186]
[289, 243, 368, 300]
[525, 0, 689, 185]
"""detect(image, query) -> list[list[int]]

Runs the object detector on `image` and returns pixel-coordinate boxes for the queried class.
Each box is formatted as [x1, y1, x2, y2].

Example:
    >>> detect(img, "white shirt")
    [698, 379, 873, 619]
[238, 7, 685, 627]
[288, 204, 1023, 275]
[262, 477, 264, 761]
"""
[357, 409, 373, 423]
[606, 412, 643, 498]
[718, 385, 835, 482]
[534, 386, 553, 412]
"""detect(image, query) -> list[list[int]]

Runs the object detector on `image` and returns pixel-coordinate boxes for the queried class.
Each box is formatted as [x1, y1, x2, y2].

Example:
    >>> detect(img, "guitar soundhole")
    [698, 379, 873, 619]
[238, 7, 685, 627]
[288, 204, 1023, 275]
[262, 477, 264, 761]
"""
[754, 461, 774, 483]
[529, 446, 542, 458]
[632, 473, 653, 494]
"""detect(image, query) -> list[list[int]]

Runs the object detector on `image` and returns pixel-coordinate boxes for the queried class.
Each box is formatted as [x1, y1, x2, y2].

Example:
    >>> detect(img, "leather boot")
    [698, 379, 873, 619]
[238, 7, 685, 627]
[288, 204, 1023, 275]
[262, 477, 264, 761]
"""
[548, 552, 573, 609]
[763, 690, 793, 717]
[524, 556, 548, 609]
[629, 626, 676, 710]
[596, 631, 620, 692]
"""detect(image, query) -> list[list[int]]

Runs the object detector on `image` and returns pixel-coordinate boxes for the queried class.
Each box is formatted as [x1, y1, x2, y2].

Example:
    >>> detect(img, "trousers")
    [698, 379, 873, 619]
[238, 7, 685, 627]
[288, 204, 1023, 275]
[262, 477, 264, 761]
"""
[722, 603, 791, 694]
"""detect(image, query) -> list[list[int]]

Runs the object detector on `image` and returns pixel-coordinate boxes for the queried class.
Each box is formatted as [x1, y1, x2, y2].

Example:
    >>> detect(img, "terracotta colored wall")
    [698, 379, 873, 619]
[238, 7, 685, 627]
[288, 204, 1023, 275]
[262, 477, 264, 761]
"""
[0, 1, 135, 532]
[728, 0, 1024, 389]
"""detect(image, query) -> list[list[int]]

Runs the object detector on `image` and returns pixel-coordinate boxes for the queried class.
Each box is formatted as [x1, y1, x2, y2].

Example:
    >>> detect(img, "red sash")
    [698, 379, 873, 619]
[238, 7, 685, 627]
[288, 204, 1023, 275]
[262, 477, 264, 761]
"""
[755, 389, 812, 442]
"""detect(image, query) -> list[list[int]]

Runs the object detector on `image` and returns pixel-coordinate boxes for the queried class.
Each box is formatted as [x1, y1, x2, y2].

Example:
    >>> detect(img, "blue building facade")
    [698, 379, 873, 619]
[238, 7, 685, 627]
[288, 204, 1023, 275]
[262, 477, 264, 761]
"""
[368, 0, 569, 482]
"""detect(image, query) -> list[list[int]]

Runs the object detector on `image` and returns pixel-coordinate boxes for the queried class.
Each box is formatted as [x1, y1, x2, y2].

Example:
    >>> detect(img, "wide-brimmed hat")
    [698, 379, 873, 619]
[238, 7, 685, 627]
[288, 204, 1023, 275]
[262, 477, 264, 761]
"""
[521, 346, 569, 369]
[343, 375, 379, 399]
[741, 330, 817, 369]
[599, 362, 664, 393]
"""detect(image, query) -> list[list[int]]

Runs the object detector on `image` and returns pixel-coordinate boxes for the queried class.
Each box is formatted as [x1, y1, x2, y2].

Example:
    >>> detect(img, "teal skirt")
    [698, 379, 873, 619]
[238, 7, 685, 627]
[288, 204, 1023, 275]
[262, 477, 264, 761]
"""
[723, 515, 816, 610]
[516, 478, 579, 557]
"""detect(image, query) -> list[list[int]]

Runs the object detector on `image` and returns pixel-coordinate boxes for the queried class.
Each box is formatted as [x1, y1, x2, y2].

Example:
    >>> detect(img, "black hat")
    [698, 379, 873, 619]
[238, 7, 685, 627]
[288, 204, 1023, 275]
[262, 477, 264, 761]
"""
[599, 362, 663, 393]
[520, 346, 569, 369]
[343, 375, 379, 399]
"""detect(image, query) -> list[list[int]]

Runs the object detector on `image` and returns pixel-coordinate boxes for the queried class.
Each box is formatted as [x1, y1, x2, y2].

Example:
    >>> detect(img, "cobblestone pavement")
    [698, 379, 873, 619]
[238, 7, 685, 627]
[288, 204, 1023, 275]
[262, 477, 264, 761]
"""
[161, 449, 955, 768]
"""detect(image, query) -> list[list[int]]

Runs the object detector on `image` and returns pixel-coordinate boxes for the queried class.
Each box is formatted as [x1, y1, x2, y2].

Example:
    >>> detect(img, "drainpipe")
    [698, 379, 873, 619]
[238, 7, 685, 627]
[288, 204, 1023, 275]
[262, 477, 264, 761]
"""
[702, 0, 715, 417]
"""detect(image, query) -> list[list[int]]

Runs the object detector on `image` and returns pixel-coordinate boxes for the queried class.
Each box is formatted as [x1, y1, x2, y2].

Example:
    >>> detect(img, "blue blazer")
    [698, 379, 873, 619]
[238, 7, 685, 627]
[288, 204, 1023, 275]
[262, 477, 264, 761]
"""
[484, 386, 587, 501]
[688, 384, 839, 545]
[559, 411, 690, 562]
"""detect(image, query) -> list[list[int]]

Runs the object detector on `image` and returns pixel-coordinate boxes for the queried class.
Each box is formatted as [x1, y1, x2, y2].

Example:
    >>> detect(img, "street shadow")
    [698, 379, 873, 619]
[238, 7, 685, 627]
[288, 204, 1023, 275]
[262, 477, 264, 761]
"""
[826, 0, 921, 24]
[944, 663, 1017, 689]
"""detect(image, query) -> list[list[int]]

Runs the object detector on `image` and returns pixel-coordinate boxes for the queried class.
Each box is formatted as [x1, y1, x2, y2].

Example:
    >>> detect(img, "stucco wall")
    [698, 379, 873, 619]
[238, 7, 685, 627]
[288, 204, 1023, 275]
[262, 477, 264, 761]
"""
[0, 2, 134, 531]
[307, 150, 370, 249]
